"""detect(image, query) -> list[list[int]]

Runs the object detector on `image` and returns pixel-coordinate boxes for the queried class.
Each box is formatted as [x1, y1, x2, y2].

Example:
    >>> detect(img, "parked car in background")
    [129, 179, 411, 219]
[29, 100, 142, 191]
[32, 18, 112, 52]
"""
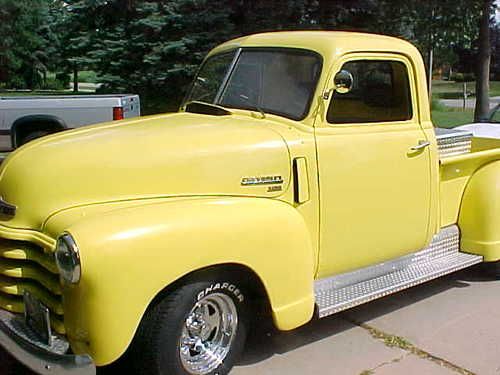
[0, 94, 140, 150]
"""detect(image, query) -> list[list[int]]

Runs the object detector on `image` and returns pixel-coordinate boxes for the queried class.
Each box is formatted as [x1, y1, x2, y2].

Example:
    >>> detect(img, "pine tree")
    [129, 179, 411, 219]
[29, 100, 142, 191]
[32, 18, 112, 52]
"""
[0, 0, 50, 89]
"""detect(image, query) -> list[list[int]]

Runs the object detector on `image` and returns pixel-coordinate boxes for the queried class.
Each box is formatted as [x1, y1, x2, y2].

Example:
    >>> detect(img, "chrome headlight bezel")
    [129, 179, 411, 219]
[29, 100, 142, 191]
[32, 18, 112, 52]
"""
[55, 233, 81, 284]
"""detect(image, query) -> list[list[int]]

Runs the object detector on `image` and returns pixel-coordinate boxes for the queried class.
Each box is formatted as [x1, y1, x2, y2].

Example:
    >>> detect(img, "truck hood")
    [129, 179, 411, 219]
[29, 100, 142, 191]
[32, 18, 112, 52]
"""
[0, 112, 291, 230]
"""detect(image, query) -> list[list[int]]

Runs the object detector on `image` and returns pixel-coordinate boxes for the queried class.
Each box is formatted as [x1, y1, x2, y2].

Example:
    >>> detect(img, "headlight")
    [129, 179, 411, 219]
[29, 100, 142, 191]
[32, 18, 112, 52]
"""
[55, 233, 81, 284]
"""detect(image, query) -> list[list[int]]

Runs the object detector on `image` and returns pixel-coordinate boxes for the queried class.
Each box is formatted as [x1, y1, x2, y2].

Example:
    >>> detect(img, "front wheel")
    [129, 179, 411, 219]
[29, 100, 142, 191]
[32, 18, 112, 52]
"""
[131, 279, 249, 375]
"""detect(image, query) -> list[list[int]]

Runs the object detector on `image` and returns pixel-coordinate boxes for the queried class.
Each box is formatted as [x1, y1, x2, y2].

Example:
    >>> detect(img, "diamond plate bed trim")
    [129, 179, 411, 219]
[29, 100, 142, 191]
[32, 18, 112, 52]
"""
[435, 127, 473, 158]
[314, 225, 483, 318]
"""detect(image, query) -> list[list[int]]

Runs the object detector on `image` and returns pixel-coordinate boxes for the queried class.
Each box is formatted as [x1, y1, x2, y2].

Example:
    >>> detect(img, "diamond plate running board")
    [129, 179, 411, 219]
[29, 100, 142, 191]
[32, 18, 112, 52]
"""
[314, 225, 483, 318]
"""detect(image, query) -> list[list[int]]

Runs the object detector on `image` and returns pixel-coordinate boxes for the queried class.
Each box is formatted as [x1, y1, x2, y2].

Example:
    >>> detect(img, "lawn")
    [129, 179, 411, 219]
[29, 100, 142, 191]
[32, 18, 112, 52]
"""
[430, 79, 498, 128]
[431, 110, 473, 128]
[78, 70, 98, 83]
[432, 80, 500, 99]
[46, 70, 98, 84]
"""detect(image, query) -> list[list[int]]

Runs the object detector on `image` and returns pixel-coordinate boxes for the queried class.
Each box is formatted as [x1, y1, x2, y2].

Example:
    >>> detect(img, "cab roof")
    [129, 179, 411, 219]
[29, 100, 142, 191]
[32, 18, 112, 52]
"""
[210, 31, 422, 62]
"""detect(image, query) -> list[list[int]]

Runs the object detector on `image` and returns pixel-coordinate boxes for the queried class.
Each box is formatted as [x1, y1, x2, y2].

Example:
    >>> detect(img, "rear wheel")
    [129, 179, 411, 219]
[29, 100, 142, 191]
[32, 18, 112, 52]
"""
[131, 279, 249, 375]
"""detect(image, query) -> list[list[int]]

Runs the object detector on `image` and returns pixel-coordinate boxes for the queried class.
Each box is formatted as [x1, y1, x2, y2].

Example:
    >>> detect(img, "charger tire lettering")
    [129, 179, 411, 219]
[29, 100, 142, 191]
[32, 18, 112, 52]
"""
[197, 282, 245, 303]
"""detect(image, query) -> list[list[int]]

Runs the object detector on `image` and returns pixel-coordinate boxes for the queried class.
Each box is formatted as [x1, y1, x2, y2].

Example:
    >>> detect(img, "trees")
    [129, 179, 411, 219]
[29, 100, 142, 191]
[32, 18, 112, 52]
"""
[62, 0, 235, 111]
[0, 0, 50, 89]
[0, 0, 496, 117]
[474, 0, 495, 122]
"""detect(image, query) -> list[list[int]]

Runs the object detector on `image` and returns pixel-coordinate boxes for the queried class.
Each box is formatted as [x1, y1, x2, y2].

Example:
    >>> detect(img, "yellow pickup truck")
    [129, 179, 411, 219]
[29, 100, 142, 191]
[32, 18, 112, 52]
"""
[0, 31, 499, 375]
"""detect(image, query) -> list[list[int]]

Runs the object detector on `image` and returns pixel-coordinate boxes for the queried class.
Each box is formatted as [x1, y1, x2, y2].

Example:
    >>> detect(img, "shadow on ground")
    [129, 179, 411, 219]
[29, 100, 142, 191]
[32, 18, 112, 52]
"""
[0, 264, 490, 374]
[236, 265, 487, 367]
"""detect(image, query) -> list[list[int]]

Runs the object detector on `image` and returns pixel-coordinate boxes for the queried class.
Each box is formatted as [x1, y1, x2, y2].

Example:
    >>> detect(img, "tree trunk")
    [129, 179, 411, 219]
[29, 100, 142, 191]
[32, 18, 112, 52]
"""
[73, 64, 78, 93]
[428, 47, 433, 102]
[427, 7, 435, 105]
[474, 0, 492, 122]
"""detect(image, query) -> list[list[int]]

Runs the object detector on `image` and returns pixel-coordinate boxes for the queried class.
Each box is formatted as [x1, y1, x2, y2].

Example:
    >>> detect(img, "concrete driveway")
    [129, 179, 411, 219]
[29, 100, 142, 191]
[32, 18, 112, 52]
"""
[2, 265, 500, 375]
[234, 264, 500, 375]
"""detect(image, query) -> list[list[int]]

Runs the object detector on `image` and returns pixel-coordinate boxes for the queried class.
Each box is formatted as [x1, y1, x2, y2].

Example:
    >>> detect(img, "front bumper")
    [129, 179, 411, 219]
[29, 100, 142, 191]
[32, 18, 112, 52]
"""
[0, 310, 95, 375]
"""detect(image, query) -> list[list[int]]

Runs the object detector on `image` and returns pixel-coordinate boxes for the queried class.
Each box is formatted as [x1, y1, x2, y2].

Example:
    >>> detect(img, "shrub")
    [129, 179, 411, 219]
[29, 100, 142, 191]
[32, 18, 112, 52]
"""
[431, 98, 446, 111]
[450, 72, 475, 82]
[55, 73, 70, 89]
[42, 77, 65, 90]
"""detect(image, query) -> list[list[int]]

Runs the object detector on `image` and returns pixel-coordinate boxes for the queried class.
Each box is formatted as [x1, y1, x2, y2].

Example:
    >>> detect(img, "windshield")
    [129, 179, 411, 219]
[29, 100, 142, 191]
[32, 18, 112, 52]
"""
[186, 48, 322, 120]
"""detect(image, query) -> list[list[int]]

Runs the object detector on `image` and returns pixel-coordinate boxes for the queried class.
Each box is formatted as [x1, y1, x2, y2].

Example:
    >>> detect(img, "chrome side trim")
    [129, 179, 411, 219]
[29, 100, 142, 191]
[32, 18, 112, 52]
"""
[0, 309, 95, 375]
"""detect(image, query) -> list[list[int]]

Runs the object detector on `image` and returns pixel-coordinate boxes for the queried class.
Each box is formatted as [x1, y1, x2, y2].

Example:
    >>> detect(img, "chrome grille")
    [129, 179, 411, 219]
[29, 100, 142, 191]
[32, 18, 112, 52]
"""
[0, 239, 65, 334]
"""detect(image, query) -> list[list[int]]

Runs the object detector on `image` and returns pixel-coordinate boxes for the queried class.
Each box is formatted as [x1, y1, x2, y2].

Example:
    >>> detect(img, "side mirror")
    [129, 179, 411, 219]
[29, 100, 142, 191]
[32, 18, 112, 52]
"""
[334, 70, 354, 94]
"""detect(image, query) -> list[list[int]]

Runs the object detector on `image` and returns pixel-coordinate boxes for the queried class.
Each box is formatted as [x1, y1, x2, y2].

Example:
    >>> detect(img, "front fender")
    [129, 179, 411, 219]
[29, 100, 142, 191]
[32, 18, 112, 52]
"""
[49, 197, 315, 366]
[459, 161, 500, 261]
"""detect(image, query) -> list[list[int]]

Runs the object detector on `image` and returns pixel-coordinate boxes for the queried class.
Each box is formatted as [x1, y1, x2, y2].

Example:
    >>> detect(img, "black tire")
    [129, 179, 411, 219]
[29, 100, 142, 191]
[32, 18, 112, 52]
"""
[130, 279, 249, 375]
[20, 130, 51, 146]
[0, 348, 26, 375]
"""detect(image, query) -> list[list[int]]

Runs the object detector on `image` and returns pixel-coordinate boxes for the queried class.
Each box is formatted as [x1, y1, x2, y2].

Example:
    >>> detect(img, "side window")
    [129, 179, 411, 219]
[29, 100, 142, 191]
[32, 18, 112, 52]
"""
[327, 60, 413, 124]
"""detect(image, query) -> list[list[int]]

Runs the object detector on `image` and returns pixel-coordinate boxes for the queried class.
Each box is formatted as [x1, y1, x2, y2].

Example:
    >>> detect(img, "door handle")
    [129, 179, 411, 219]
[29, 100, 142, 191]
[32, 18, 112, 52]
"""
[410, 140, 430, 151]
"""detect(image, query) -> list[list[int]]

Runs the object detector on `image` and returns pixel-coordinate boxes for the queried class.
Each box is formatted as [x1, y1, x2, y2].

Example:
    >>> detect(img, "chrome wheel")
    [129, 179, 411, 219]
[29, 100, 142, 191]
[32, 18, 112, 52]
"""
[179, 293, 238, 374]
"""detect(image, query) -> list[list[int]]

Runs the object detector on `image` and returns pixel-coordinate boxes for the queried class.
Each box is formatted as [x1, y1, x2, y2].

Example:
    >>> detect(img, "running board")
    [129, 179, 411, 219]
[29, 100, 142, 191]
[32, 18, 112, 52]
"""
[314, 225, 483, 318]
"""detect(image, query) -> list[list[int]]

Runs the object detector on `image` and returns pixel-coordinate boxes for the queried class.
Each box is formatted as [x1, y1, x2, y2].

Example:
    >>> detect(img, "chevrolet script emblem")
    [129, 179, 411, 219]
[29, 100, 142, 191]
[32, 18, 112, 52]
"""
[0, 197, 16, 217]
[241, 176, 283, 186]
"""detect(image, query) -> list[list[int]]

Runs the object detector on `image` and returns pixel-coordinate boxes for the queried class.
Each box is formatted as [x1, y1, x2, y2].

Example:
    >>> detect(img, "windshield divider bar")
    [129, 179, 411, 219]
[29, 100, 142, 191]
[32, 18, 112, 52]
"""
[214, 48, 242, 105]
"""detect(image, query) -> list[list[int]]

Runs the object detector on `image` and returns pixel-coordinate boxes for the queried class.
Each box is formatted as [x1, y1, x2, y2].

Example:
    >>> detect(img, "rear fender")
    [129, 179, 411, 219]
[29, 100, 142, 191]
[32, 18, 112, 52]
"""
[458, 161, 500, 261]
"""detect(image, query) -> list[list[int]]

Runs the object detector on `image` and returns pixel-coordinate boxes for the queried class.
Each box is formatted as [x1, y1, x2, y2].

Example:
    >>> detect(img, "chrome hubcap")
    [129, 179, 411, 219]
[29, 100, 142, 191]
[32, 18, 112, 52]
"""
[179, 293, 238, 374]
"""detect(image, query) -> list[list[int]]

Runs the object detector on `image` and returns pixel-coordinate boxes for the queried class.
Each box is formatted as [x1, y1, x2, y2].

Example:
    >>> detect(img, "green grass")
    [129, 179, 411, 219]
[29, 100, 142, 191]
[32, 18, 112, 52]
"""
[78, 70, 98, 83]
[430, 79, 494, 127]
[432, 80, 500, 99]
[46, 70, 98, 84]
[431, 109, 474, 128]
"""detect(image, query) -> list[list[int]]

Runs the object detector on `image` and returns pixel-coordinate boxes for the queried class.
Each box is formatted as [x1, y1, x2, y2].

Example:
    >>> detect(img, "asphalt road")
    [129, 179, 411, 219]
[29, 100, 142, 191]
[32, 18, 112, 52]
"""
[2, 264, 500, 375]
[440, 96, 500, 110]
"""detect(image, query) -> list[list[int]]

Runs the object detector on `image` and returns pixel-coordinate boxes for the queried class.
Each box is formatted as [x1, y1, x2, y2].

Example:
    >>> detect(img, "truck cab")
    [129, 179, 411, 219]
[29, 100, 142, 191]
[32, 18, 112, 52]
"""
[0, 31, 499, 375]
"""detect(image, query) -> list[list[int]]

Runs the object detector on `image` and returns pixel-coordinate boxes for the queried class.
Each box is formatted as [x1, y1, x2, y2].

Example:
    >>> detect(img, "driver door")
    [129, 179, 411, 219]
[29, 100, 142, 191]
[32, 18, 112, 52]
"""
[315, 53, 432, 278]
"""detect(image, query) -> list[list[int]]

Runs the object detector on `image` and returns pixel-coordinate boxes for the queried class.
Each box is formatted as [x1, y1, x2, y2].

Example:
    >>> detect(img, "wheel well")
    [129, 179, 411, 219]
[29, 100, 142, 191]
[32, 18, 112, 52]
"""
[107, 264, 275, 369]
[151, 264, 273, 324]
[12, 115, 66, 147]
